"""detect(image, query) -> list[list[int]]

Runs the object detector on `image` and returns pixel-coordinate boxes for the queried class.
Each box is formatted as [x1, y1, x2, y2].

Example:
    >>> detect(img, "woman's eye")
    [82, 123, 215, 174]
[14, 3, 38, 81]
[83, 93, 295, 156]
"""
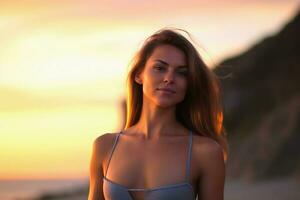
[154, 65, 165, 71]
[177, 69, 188, 76]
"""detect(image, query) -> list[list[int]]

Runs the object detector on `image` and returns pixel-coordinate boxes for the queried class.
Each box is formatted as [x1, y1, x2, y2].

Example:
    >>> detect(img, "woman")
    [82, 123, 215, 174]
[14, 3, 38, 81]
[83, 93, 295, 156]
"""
[88, 28, 228, 200]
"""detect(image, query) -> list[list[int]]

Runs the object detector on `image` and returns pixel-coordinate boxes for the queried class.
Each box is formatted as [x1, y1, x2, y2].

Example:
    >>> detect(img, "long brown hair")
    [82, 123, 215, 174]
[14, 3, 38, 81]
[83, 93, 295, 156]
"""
[125, 28, 229, 161]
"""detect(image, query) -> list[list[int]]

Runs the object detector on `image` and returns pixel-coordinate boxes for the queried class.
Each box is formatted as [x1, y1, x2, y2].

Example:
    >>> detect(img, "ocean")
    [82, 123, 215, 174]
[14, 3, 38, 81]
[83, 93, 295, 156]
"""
[0, 178, 88, 200]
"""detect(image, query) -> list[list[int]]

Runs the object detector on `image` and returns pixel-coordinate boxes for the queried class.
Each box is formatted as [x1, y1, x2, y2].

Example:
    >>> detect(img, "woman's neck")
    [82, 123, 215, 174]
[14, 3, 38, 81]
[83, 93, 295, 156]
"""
[131, 100, 184, 140]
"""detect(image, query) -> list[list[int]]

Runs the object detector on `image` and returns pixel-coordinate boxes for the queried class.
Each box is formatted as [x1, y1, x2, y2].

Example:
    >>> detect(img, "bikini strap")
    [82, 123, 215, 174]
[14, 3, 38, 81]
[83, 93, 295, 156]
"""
[185, 130, 193, 182]
[104, 130, 123, 177]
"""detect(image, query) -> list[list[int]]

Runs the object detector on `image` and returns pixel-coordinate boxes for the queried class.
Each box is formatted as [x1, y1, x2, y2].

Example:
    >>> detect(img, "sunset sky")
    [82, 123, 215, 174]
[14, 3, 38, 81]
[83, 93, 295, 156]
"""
[0, 0, 299, 180]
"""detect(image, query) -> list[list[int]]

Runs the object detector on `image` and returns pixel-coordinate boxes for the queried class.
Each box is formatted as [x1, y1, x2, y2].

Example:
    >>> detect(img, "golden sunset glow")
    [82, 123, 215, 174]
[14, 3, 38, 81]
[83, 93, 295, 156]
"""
[0, 0, 299, 180]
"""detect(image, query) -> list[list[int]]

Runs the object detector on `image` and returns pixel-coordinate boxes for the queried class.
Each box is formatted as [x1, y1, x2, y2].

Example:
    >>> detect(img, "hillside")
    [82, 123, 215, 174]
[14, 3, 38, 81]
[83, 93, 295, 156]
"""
[214, 8, 300, 181]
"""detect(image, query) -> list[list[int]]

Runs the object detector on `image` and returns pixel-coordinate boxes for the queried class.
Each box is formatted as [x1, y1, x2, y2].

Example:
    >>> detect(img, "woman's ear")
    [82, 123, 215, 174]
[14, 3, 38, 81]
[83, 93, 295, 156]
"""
[135, 72, 143, 85]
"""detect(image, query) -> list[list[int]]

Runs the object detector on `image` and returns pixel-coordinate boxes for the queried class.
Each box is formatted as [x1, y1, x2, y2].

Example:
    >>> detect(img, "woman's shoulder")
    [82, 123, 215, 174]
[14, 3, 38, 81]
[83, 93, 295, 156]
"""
[91, 132, 120, 160]
[192, 134, 222, 152]
[192, 134, 224, 166]
[93, 132, 119, 149]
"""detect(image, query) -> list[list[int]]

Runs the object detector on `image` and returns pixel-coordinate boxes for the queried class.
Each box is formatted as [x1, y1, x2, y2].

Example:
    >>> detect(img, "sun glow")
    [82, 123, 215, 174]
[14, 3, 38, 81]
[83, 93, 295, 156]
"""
[0, 0, 298, 180]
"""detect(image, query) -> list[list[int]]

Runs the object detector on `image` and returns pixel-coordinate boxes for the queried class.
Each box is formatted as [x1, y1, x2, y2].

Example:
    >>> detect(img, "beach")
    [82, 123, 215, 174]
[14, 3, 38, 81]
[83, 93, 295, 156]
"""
[1, 177, 299, 200]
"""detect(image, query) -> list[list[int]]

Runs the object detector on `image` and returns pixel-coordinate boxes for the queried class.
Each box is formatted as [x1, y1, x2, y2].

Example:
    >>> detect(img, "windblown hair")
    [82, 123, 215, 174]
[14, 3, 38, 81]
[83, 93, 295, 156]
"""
[125, 28, 229, 161]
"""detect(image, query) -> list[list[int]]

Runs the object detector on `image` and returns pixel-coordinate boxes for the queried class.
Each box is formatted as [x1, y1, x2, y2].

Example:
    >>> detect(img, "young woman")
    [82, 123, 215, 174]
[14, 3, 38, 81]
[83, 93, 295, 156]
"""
[88, 28, 228, 200]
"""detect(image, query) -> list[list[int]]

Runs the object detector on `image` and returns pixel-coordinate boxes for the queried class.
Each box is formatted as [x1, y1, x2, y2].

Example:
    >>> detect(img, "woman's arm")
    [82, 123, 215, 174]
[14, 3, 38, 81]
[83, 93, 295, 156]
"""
[196, 138, 226, 200]
[88, 134, 110, 200]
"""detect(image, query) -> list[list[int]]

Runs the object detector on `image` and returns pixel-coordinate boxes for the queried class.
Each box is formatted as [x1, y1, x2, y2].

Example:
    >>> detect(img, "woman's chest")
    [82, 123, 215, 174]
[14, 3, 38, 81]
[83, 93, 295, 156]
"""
[106, 138, 188, 185]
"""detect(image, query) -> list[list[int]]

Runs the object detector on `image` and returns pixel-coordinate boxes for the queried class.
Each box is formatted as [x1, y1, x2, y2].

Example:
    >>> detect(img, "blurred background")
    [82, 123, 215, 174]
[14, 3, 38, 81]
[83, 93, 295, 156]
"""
[0, 0, 299, 199]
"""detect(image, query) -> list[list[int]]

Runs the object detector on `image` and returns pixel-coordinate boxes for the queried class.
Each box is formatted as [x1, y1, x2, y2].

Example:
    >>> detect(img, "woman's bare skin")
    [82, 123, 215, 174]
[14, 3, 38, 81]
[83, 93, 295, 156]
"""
[88, 44, 225, 200]
[88, 129, 225, 200]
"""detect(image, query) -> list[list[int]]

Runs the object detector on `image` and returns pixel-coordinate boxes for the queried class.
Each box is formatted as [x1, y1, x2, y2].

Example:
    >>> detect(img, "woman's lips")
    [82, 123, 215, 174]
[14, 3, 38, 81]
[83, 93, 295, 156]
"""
[157, 88, 176, 94]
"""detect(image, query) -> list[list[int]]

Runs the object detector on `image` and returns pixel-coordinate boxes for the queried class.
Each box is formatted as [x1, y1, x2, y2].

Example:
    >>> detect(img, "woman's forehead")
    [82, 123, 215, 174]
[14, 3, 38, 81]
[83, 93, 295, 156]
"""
[147, 44, 186, 66]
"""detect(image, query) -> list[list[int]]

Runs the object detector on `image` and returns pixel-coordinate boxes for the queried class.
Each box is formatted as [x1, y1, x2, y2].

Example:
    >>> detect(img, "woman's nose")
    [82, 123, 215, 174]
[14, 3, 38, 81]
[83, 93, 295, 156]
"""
[163, 71, 175, 84]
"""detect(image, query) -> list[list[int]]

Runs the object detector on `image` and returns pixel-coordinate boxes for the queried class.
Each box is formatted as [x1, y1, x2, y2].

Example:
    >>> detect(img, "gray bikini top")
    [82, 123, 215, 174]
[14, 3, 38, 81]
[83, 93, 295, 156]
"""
[103, 130, 196, 200]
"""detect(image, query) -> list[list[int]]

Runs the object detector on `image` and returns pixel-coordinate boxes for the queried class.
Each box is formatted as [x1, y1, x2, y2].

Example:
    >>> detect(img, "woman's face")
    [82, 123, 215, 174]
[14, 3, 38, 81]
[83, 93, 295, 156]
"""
[136, 44, 188, 108]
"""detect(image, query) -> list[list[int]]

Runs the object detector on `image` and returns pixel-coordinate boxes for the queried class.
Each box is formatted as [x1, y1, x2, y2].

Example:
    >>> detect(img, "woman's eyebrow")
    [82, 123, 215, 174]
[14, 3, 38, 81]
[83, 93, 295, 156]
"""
[154, 59, 168, 65]
[154, 59, 187, 68]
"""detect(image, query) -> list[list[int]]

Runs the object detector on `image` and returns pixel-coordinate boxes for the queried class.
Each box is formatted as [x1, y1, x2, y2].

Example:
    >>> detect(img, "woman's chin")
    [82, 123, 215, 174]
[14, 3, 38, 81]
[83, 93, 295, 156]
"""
[154, 100, 181, 109]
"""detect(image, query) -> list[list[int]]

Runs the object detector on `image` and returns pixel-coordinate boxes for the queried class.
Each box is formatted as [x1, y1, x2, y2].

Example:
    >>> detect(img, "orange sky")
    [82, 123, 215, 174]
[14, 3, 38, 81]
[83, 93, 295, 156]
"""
[0, 0, 299, 180]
